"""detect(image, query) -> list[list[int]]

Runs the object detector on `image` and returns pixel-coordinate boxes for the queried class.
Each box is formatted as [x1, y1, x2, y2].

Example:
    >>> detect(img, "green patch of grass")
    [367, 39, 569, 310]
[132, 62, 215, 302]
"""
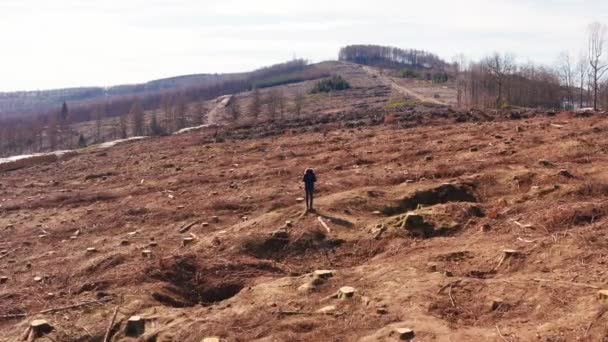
[385, 99, 418, 109]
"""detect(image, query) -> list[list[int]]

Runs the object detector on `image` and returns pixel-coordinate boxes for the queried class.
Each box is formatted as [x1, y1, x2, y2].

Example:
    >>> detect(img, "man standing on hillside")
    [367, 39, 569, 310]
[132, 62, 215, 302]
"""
[303, 168, 317, 212]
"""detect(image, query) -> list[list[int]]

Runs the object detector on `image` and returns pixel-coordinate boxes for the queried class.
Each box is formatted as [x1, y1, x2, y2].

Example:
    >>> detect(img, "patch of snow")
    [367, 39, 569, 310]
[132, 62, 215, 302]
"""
[97, 136, 149, 149]
[173, 123, 223, 135]
[0, 150, 73, 165]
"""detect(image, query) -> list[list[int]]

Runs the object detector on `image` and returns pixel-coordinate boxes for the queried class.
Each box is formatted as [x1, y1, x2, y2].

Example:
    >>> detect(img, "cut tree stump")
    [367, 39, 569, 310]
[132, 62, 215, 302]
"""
[338, 286, 355, 299]
[494, 249, 521, 270]
[314, 270, 335, 280]
[141, 250, 152, 258]
[30, 319, 53, 338]
[394, 327, 415, 340]
[125, 316, 145, 336]
[182, 237, 194, 246]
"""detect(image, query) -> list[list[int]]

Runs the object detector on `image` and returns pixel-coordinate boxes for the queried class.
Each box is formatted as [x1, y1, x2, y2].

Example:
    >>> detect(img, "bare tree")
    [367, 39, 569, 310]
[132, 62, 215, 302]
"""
[277, 90, 286, 119]
[227, 96, 241, 122]
[48, 116, 58, 150]
[249, 87, 262, 120]
[118, 115, 128, 139]
[557, 51, 575, 109]
[484, 52, 516, 107]
[171, 95, 187, 131]
[193, 101, 206, 125]
[94, 104, 106, 143]
[588, 22, 608, 110]
[129, 99, 145, 136]
[265, 90, 279, 120]
[294, 92, 305, 117]
[576, 52, 589, 108]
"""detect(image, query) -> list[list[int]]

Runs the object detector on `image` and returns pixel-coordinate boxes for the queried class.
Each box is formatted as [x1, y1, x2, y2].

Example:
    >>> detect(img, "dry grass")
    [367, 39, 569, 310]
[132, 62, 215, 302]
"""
[544, 203, 608, 231]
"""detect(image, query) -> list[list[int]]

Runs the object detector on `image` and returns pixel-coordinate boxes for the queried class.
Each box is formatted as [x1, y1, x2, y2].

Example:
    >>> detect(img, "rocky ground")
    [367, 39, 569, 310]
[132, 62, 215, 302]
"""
[2, 108, 608, 341]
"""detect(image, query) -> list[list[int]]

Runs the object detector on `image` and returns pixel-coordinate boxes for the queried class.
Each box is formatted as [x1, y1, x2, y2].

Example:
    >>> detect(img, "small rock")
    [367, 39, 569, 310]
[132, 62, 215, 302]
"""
[125, 316, 145, 336]
[211, 216, 220, 223]
[296, 197, 305, 203]
[424, 155, 433, 162]
[317, 305, 337, 314]
[426, 262, 438, 272]
[538, 159, 555, 167]
[297, 282, 316, 293]
[480, 224, 491, 232]
[148, 242, 158, 247]
[394, 327, 415, 340]
[30, 319, 53, 338]
[469, 147, 478, 152]
[120, 240, 130, 246]
[285, 220, 293, 227]
[516, 126, 524, 132]
[338, 286, 355, 299]
[372, 210, 382, 215]
[34, 276, 43, 282]
[86, 247, 97, 254]
[202, 337, 221, 342]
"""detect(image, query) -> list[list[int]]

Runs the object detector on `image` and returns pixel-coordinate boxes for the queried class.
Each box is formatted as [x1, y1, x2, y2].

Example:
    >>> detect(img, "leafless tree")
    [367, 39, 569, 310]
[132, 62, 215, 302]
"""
[48, 116, 58, 150]
[588, 22, 608, 110]
[94, 104, 106, 143]
[249, 88, 262, 120]
[277, 90, 286, 119]
[294, 92, 305, 117]
[118, 115, 128, 139]
[227, 96, 241, 122]
[576, 52, 590, 108]
[484, 53, 516, 107]
[557, 51, 575, 109]
[129, 99, 145, 136]
[265, 90, 279, 120]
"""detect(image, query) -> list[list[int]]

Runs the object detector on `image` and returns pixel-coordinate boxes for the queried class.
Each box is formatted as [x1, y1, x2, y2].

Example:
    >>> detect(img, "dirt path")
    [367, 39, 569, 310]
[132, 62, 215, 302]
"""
[362, 66, 446, 105]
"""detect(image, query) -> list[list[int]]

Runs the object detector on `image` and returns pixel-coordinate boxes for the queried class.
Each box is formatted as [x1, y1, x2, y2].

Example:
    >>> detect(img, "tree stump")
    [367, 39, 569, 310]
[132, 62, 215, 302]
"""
[125, 316, 145, 336]
[30, 319, 53, 338]
[338, 286, 355, 299]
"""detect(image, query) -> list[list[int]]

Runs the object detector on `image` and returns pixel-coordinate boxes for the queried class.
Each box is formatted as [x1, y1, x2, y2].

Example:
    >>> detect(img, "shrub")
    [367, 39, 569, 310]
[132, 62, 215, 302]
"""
[309, 75, 351, 94]
[399, 68, 417, 78]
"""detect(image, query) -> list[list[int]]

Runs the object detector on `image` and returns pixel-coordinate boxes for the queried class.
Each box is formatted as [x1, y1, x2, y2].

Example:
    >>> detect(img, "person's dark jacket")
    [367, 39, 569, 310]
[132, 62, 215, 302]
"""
[303, 172, 316, 190]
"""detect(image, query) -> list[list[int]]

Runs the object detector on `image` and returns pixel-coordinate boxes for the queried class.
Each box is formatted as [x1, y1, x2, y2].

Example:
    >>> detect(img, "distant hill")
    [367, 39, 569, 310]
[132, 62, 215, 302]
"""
[0, 72, 245, 120]
[0, 60, 323, 121]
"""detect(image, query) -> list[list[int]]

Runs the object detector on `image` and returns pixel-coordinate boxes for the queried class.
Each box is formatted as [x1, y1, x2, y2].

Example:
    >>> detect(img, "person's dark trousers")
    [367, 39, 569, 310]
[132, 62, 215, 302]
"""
[305, 186, 314, 210]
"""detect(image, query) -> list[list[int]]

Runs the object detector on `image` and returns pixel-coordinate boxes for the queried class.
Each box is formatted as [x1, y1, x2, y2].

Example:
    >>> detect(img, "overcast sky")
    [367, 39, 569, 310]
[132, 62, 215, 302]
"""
[1, 0, 607, 91]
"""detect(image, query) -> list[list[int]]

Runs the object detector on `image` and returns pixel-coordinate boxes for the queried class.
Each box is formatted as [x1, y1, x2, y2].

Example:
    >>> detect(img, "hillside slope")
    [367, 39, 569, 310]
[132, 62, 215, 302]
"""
[2, 109, 608, 341]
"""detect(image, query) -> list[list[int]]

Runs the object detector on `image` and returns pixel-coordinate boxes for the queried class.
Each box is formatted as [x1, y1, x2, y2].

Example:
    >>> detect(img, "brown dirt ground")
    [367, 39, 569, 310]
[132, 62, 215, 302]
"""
[3, 110, 608, 341]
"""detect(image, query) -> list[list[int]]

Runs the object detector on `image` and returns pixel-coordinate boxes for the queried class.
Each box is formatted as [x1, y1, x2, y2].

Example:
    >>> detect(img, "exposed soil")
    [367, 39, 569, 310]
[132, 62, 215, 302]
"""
[3, 106, 608, 341]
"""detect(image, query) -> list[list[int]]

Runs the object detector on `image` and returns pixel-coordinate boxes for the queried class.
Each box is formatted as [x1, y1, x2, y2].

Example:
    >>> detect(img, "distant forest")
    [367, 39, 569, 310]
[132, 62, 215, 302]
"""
[339, 44, 449, 70]
[0, 59, 325, 123]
